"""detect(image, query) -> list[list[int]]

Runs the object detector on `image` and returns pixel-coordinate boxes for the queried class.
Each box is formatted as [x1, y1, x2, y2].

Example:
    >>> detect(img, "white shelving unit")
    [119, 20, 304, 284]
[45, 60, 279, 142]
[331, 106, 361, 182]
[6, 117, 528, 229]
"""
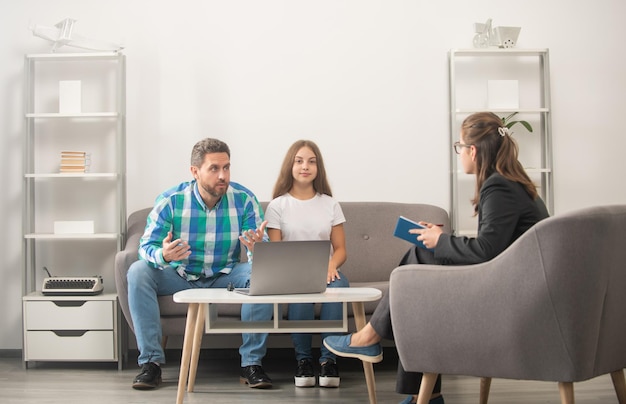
[449, 48, 553, 236]
[22, 52, 126, 368]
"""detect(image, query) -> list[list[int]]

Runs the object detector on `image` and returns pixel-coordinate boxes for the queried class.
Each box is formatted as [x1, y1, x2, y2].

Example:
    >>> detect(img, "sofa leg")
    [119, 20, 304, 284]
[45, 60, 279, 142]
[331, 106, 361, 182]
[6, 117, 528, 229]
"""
[611, 369, 626, 404]
[558, 381, 574, 404]
[479, 377, 491, 404]
[161, 336, 168, 351]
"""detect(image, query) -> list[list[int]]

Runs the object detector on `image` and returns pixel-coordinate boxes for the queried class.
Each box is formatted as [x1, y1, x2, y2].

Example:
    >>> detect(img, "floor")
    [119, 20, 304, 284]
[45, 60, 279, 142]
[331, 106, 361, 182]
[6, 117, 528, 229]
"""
[0, 348, 620, 403]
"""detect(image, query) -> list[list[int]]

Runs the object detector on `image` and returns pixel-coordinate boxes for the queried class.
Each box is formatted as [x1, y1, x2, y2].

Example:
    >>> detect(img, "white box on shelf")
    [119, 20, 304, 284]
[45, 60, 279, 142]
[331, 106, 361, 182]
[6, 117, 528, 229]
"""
[59, 80, 82, 113]
[487, 80, 519, 109]
[53, 220, 94, 234]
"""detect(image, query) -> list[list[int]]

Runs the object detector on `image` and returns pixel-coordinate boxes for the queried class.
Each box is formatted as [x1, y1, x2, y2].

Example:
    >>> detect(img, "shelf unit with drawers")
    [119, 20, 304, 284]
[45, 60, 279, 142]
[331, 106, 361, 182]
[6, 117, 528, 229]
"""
[21, 52, 126, 368]
[22, 293, 121, 365]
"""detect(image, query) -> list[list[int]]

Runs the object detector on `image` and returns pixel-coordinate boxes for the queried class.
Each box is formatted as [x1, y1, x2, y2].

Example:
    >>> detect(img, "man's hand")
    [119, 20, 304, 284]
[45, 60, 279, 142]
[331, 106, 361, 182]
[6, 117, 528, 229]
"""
[239, 220, 268, 253]
[162, 231, 191, 263]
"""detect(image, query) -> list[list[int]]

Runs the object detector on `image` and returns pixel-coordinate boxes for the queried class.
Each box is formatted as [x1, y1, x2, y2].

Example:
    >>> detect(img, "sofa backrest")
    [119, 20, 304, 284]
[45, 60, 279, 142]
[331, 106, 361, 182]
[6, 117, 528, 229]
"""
[333, 202, 449, 283]
[125, 202, 450, 285]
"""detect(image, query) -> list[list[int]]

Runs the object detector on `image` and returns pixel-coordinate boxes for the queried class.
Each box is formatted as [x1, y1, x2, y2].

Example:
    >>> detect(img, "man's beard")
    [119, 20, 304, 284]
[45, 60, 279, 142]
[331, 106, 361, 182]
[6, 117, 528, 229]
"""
[201, 180, 228, 198]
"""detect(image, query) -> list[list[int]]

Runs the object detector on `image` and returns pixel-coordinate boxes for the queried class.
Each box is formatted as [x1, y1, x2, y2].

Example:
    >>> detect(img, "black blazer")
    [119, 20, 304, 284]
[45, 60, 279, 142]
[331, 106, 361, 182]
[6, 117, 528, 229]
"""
[435, 173, 549, 265]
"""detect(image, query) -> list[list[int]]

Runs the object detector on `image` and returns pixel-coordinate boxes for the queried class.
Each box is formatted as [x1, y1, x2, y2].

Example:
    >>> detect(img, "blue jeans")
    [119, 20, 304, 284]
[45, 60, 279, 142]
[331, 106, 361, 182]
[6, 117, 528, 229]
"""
[289, 273, 350, 363]
[127, 260, 272, 367]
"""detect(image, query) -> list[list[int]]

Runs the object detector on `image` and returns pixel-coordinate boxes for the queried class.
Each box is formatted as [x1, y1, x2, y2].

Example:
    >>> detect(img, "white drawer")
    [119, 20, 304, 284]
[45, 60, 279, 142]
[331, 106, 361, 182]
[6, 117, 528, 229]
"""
[24, 300, 114, 330]
[24, 330, 116, 361]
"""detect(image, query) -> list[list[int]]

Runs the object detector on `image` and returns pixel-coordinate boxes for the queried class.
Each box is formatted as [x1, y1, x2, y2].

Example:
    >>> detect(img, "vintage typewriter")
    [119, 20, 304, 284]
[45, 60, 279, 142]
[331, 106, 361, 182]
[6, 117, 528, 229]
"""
[41, 276, 104, 296]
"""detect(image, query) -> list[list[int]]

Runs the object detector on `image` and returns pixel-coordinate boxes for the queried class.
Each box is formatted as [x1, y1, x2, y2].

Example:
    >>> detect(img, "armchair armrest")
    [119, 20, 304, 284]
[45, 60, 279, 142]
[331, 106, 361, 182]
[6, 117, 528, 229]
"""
[114, 208, 151, 333]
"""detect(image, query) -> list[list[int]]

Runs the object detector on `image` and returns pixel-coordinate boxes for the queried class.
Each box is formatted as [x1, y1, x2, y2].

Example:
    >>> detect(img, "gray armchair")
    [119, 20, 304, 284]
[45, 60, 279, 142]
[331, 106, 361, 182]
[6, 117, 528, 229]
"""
[389, 205, 626, 404]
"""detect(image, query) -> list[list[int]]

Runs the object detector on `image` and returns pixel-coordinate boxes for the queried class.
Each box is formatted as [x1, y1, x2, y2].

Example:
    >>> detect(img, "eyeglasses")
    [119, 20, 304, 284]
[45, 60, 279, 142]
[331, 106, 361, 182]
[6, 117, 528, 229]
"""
[453, 141, 472, 154]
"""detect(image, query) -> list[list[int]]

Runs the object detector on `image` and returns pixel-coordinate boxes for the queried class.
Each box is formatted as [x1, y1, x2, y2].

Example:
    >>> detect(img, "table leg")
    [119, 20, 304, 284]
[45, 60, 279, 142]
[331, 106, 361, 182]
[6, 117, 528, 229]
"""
[187, 303, 206, 392]
[176, 303, 199, 404]
[352, 301, 377, 404]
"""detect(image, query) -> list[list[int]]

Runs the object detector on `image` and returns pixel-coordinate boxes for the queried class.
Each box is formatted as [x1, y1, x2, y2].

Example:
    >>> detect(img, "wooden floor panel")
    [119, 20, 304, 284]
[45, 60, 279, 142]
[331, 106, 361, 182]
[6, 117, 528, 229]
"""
[0, 349, 618, 403]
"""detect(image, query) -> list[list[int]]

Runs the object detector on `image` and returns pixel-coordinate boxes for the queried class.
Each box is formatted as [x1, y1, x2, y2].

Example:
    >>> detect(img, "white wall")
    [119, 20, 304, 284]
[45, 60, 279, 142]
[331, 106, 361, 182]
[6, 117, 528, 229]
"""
[1, 0, 625, 350]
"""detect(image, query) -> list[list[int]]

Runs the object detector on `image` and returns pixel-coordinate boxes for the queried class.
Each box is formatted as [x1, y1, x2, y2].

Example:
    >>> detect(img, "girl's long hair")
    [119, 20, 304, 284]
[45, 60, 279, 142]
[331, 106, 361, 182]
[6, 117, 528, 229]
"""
[272, 140, 332, 199]
[462, 112, 538, 212]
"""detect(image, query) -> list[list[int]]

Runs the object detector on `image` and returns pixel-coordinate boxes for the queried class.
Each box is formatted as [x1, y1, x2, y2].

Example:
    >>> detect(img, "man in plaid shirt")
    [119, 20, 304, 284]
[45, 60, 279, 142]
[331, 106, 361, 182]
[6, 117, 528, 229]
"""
[128, 138, 273, 390]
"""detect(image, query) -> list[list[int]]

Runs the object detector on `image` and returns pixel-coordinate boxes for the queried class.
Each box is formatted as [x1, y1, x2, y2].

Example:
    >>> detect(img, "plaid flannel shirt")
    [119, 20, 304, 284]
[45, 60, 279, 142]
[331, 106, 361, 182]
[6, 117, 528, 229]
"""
[138, 180, 265, 281]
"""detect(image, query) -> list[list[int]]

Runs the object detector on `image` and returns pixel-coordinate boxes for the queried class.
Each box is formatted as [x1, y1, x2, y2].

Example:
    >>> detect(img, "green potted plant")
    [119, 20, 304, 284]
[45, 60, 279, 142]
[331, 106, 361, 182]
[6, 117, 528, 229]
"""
[501, 112, 533, 133]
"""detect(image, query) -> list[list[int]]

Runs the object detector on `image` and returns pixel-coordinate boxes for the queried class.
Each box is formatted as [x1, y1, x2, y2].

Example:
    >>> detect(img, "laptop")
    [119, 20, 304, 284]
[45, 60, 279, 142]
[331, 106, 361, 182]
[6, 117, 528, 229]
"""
[235, 240, 331, 296]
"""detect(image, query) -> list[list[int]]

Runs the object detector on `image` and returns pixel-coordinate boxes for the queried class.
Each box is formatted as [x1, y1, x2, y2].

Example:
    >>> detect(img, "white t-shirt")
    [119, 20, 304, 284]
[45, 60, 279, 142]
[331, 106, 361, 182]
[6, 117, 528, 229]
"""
[265, 193, 346, 242]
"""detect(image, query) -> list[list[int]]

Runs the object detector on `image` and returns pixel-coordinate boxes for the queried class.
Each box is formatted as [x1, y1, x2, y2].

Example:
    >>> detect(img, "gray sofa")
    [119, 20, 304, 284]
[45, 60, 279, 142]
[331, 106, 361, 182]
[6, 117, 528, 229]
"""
[389, 205, 626, 404]
[115, 202, 450, 349]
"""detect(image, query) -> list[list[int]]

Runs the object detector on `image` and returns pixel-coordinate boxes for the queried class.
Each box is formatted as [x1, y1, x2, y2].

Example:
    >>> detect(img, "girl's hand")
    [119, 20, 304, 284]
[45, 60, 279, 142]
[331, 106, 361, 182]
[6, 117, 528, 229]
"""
[327, 265, 341, 284]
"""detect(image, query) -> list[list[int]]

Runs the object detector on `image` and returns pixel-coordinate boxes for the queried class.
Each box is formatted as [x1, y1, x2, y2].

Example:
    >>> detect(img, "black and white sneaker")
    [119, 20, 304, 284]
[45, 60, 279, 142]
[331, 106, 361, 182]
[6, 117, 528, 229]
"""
[294, 359, 316, 387]
[319, 360, 340, 388]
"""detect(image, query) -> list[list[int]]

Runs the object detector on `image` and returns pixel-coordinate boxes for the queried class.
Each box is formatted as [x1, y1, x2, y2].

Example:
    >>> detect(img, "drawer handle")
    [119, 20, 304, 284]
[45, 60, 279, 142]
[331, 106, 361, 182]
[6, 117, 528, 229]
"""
[52, 301, 87, 307]
[52, 330, 88, 337]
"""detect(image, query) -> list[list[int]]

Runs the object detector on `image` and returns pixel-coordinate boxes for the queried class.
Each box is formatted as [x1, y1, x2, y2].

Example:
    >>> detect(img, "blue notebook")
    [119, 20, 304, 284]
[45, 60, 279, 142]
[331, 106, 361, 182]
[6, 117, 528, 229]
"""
[393, 216, 432, 250]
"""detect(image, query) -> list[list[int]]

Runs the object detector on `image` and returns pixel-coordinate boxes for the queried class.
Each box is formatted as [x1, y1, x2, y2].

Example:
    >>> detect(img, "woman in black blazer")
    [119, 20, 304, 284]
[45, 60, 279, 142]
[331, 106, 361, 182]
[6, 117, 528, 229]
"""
[324, 111, 549, 404]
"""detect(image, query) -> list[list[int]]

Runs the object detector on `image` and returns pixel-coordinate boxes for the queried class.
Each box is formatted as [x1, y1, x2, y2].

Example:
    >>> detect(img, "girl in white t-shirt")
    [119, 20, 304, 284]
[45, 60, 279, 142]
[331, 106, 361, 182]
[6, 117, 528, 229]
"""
[265, 140, 349, 388]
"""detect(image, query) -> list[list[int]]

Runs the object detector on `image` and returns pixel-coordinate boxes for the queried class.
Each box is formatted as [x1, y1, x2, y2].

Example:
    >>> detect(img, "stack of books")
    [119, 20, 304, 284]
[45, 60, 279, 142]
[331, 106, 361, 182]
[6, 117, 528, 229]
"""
[59, 151, 90, 173]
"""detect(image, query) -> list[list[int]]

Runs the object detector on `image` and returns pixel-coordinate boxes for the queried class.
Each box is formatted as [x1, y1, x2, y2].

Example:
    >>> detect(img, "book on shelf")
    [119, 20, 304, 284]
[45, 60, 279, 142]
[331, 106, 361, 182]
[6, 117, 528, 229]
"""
[60, 158, 88, 165]
[60, 165, 89, 170]
[59, 150, 90, 173]
[60, 167, 89, 173]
